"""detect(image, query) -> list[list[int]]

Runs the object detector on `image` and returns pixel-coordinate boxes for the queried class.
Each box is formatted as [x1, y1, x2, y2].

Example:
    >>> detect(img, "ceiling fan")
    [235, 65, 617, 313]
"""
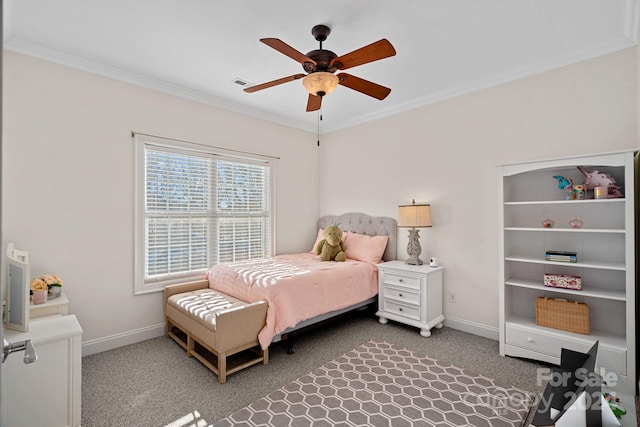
[244, 24, 396, 112]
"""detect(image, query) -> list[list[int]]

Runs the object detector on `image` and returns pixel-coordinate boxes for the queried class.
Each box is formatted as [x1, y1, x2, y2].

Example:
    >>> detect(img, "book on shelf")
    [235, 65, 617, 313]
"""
[545, 255, 577, 263]
[545, 250, 577, 257]
[545, 254, 577, 259]
[545, 250, 577, 262]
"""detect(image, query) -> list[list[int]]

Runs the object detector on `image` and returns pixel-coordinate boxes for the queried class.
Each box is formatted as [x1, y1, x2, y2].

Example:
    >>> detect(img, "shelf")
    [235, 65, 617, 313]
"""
[504, 254, 626, 271]
[504, 278, 626, 301]
[506, 315, 626, 350]
[30, 292, 70, 319]
[504, 199, 625, 206]
[504, 227, 625, 234]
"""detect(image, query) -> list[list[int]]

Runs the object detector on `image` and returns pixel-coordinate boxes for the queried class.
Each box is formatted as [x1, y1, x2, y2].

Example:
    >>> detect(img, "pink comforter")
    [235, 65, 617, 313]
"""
[204, 253, 379, 349]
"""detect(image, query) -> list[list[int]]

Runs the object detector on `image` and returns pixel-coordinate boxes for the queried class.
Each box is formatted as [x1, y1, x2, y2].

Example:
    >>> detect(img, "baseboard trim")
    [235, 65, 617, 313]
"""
[81, 323, 165, 357]
[443, 316, 499, 341]
[81, 317, 498, 356]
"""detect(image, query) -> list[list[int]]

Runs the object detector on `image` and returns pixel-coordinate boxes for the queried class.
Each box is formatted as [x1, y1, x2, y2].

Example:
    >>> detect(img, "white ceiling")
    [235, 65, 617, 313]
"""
[4, 0, 639, 133]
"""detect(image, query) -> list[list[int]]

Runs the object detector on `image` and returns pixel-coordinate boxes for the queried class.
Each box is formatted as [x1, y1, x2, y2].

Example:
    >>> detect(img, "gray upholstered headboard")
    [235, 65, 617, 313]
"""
[317, 213, 397, 262]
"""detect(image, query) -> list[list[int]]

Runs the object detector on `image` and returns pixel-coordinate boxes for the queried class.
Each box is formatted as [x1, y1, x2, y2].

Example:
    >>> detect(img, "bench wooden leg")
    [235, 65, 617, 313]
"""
[187, 334, 194, 358]
[218, 353, 227, 384]
[263, 348, 269, 365]
[166, 318, 190, 355]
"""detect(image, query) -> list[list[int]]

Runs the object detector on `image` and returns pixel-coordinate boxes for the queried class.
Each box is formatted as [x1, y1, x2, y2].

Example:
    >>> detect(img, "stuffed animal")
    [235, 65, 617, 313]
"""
[553, 175, 572, 190]
[315, 225, 346, 262]
[552, 175, 576, 200]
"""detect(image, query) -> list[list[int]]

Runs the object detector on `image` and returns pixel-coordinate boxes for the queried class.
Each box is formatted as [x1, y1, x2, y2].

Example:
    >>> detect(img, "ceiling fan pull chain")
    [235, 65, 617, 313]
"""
[317, 109, 321, 147]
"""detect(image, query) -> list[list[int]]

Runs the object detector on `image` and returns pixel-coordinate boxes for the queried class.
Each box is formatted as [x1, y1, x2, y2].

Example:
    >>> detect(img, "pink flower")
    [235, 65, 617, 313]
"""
[41, 275, 63, 286]
[31, 274, 63, 291]
[30, 278, 48, 291]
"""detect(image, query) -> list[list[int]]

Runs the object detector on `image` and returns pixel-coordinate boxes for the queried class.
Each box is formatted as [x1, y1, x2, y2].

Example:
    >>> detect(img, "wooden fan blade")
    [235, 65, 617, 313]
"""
[330, 39, 396, 70]
[306, 94, 322, 112]
[260, 38, 317, 65]
[244, 74, 305, 93]
[337, 73, 391, 100]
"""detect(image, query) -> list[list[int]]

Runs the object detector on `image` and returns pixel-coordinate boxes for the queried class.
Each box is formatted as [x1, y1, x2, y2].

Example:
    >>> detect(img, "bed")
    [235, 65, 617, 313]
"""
[203, 212, 396, 349]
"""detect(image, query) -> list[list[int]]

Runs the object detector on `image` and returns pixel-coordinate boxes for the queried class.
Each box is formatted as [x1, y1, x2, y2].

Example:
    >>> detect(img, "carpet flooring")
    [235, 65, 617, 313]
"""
[81, 307, 635, 426]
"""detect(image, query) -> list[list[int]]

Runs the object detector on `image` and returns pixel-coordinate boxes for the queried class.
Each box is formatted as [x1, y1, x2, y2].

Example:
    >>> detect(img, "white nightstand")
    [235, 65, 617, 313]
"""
[376, 260, 444, 337]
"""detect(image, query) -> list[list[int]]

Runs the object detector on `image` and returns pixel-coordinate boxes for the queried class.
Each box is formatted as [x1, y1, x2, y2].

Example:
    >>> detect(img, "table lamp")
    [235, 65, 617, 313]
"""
[398, 200, 432, 265]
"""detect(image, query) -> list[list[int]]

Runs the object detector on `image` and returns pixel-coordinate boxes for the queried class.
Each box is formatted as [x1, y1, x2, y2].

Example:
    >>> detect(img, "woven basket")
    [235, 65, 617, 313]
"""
[535, 297, 589, 335]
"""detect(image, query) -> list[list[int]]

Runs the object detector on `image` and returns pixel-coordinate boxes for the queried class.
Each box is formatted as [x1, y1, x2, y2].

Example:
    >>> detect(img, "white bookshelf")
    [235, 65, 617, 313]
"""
[498, 150, 637, 392]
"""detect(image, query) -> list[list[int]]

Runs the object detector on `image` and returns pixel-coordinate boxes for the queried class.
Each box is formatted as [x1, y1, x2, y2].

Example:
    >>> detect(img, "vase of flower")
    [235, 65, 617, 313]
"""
[47, 285, 62, 299]
[32, 289, 47, 305]
[31, 274, 63, 299]
[30, 276, 49, 304]
[48, 286, 62, 299]
[31, 274, 63, 303]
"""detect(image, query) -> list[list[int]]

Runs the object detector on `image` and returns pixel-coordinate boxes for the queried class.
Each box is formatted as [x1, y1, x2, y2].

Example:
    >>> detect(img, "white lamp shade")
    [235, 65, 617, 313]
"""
[398, 203, 432, 228]
[302, 72, 339, 96]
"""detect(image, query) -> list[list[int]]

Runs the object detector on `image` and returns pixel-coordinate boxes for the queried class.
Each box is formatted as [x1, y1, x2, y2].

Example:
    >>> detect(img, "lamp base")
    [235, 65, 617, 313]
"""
[405, 257, 423, 266]
[405, 228, 423, 266]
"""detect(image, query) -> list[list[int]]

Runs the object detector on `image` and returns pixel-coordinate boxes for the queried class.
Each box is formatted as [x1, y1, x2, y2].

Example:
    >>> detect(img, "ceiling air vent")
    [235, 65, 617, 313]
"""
[232, 78, 252, 87]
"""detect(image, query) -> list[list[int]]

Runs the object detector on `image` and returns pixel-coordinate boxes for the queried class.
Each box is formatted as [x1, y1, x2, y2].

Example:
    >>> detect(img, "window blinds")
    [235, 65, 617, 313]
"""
[144, 147, 271, 283]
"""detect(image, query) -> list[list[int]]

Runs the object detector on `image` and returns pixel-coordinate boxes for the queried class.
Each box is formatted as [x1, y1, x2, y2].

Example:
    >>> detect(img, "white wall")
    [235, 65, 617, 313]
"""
[3, 46, 639, 352]
[2, 51, 320, 353]
[319, 48, 639, 338]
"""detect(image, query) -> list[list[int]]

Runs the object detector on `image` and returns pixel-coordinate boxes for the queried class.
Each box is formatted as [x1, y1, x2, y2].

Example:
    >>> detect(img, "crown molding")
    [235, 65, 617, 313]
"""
[5, 31, 637, 136]
[322, 35, 637, 133]
[3, 38, 317, 134]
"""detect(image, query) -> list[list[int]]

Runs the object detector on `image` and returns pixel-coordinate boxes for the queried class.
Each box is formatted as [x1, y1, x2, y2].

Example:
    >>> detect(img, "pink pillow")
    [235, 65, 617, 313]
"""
[310, 228, 325, 253]
[309, 228, 350, 253]
[345, 233, 388, 264]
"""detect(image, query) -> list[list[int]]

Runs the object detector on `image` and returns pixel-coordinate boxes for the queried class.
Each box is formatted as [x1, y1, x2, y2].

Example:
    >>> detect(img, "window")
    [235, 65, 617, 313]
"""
[134, 134, 274, 294]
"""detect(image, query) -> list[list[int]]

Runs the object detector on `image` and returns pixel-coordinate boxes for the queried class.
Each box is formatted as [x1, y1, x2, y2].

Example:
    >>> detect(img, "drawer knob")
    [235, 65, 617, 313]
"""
[527, 337, 534, 342]
[399, 278, 404, 282]
[399, 293, 403, 297]
[399, 308, 403, 312]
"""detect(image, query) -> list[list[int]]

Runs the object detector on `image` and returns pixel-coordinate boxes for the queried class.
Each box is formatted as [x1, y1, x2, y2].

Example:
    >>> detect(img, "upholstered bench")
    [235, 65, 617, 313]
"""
[164, 280, 268, 383]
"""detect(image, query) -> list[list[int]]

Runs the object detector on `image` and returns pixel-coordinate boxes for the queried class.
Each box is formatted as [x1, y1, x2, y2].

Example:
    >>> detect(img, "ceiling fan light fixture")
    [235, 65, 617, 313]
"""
[302, 72, 339, 97]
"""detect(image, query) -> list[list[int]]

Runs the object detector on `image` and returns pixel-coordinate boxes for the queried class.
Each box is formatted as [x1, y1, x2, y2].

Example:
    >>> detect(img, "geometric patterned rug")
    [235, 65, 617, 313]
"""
[213, 340, 537, 426]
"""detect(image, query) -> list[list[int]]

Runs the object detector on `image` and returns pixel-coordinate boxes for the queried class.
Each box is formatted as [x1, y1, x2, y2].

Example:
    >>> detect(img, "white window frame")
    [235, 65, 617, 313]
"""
[134, 134, 276, 294]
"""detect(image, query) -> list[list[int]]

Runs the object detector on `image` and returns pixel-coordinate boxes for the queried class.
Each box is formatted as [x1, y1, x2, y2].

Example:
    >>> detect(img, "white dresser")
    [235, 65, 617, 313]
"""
[2, 304, 82, 427]
[376, 260, 444, 337]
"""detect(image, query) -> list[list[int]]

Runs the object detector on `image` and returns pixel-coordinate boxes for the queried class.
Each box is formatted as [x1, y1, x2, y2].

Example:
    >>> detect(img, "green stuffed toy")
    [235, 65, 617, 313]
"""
[315, 225, 346, 262]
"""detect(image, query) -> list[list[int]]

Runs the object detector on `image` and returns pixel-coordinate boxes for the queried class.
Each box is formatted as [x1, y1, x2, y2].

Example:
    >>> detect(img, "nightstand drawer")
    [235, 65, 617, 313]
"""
[381, 271, 421, 290]
[383, 300, 420, 320]
[383, 286, 420, 306]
